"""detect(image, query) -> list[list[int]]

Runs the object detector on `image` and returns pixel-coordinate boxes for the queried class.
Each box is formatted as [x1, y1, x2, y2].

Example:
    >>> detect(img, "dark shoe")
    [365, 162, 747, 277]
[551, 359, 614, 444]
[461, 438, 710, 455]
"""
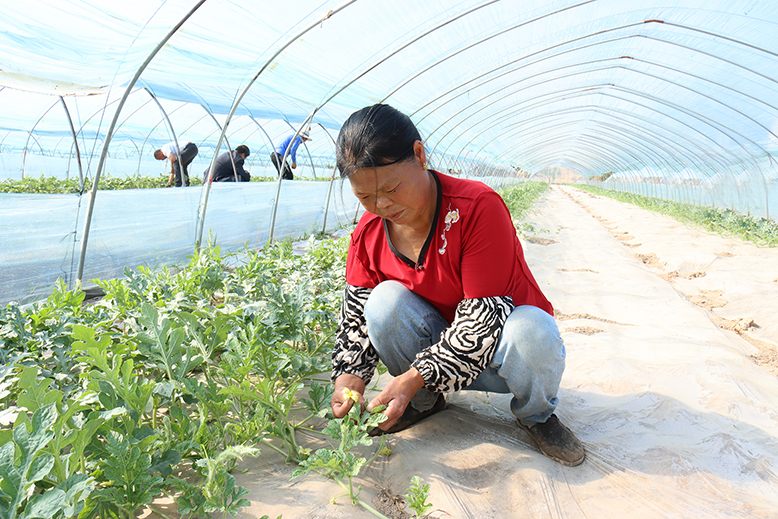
[518, 414, 585, 466]
[368, 394, 446, 437]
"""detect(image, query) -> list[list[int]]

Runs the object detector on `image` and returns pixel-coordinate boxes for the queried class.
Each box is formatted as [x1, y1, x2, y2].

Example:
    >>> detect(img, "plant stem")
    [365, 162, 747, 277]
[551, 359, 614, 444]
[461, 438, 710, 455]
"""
[332, 478, 390, 519]
[148, 505, 174, 519]
[260, 438, 295, 460]
[364, 436, 387, 466]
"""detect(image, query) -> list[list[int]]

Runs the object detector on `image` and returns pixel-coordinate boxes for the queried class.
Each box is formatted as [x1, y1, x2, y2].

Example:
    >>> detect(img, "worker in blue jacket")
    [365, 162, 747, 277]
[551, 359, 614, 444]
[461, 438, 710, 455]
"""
[270, 129, 311, 180]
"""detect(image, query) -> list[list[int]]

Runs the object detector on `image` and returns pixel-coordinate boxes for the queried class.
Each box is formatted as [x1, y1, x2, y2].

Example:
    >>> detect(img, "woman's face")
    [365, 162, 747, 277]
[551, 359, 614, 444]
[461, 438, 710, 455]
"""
[348, 141, 434, 228]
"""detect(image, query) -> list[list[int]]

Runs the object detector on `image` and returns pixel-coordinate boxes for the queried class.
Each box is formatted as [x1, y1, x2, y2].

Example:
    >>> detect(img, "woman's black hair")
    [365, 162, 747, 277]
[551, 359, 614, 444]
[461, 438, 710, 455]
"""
[335, 104, 421, 178]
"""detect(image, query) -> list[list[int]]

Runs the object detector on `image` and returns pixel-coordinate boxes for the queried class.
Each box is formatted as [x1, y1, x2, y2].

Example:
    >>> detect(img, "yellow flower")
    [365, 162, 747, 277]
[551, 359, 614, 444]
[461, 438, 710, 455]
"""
[379, 446, 392, 456]
[342, 387, 360, 403]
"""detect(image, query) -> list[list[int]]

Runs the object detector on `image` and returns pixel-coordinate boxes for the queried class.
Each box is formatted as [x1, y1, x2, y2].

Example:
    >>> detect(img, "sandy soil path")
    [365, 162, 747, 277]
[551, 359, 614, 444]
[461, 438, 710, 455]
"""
[148, 184, 778, 519]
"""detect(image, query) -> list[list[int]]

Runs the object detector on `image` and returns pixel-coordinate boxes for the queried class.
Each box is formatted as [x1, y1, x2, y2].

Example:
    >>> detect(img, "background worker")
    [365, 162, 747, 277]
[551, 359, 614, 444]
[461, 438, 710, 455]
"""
[154, 140, 198, 187]
[204, 144, 251, 182]
[270, 129, 311, 180]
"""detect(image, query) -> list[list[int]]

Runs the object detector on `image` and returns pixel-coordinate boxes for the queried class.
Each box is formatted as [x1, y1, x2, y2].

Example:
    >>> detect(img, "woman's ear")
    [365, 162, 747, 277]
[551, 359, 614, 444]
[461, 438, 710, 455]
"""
[413, 140, 426, 167]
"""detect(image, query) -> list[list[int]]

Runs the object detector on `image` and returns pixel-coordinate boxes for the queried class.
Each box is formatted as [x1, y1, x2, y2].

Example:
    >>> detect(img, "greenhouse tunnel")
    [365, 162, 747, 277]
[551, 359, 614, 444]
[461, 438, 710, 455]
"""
[2, 1, 778, 517]
[2, 0, 777, 305]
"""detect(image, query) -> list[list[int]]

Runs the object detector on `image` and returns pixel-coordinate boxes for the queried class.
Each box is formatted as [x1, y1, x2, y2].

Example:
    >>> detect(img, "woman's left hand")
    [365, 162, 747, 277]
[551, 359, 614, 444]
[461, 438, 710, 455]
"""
[367, 368, 425, 431]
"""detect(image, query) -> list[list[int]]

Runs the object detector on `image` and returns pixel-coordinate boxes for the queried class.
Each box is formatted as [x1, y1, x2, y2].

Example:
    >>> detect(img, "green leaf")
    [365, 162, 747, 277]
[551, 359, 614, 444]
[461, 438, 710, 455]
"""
[149, 448, 181, 477]
[15, 368, 60, 414]
[26, 454, 55, 485]
[20, 489, 65, 519]
[77, 495, 121, 519]
[57, 474, 95, 517]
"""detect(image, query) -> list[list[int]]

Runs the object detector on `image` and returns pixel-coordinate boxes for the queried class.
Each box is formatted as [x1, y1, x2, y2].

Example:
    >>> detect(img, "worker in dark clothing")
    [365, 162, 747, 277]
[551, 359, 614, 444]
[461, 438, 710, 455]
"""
[204, 145, 251, 182]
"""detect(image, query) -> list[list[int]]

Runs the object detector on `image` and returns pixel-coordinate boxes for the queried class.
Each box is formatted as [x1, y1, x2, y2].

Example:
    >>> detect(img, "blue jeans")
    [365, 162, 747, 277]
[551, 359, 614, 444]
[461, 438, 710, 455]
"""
[363, 280, 565, 426]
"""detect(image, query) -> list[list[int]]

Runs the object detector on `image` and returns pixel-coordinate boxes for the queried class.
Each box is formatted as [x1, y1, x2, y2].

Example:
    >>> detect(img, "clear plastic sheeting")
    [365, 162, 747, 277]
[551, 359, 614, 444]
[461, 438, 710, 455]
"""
[0, 182, 362, 305]
[1, 0, 777, 295]
[2, 1, 776, 179]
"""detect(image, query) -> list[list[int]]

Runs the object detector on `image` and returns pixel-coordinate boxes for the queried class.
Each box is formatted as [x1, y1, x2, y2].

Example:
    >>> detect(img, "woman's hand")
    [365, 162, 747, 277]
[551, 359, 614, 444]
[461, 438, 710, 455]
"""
[331, 374, 367, 418]
[367, 368, 425, 432]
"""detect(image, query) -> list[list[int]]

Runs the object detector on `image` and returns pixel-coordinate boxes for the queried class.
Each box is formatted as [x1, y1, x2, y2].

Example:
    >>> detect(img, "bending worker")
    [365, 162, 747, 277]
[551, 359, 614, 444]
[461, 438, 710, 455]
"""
[204, 145, 251, 182]
[154, 140, 198, 187]
[329, 104, 585, 467]
[270, 128, 311, 180]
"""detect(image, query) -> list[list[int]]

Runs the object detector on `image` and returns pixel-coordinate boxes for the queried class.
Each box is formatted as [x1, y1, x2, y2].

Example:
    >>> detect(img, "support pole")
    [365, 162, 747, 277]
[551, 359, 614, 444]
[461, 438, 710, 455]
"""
[197, 104, 236, 182]
[268, 115, 316, 241]
[76, 0, 206, 284]
[21, 99, 59, 179]
[195, 1, 357, 250]
[59, 96, 84, 188]
[316, 122, 340, 234]
[143, 86, 183, 180]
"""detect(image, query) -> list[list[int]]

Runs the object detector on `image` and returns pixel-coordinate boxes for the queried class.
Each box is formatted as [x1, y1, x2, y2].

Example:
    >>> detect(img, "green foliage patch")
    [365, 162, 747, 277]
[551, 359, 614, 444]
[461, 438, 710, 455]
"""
[0, 174, 192, 193]
[499, 181, 549, 236]
[576, 184, 778, 247]
[0, 174, 325, 194]
[0, 237, 348, 518]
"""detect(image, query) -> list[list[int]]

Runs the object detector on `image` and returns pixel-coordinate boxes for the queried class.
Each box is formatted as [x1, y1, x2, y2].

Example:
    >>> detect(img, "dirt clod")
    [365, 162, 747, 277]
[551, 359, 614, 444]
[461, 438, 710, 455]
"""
[373, 488, 411, 519]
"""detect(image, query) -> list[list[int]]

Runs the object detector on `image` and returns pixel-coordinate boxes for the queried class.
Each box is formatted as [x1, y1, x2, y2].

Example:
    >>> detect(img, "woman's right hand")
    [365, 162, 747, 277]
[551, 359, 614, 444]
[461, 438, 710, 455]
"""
[331, 373, 367, 418]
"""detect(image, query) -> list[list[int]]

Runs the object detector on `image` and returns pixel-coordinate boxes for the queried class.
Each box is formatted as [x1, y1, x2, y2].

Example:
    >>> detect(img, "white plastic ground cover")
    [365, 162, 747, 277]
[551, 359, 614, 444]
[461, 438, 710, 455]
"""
[0, 181, 362, 305]
[187, 186, 778, 519]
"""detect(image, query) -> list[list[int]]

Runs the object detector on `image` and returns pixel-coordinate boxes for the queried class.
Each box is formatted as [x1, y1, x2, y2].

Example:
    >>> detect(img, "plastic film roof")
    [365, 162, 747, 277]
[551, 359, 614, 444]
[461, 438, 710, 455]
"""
[1, 0, 777, 184]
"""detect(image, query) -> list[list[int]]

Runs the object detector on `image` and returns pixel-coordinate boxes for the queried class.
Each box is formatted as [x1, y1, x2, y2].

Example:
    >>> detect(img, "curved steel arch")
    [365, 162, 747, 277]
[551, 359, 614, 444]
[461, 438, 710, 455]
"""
[402, 20, 778, 199]
[602, 86, 773, 163]
[379, 0, 598, 104]
[143, 87, 184, 183]
[600, 86, 773, 214]
[70, 87, 173, 179]
[433, 85, 754, 175]
[21, 98, 59, 178]
[198, 104, 241, 182]
[528, 150, 615, 180]
[425, 59, 778, 154]
[205, 0, 514, 245]
[244, 110, 278, 176]
[162, 81, 242, 182]
[492, 114, 706, 177]
[425, 63, 625, 146]
[433, 67, 772, 172]
[492, 109, 726, 180]
[58, 97, 84, 185]
[76, 0, 208, 284]
[575, 133, 677, 179]
[195, 0, 359, 249]
[530, 150, 613, 178]
[411, 21, 778, 124]
[515, 132, 634, 171]
[584, 119, 723, 179]
[278, 118, 317, 180]
[449, 102, 735, 178]
[503, 123, 683, 178]
[436, 91, 716, 173]
[515, 133, 642, 175]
